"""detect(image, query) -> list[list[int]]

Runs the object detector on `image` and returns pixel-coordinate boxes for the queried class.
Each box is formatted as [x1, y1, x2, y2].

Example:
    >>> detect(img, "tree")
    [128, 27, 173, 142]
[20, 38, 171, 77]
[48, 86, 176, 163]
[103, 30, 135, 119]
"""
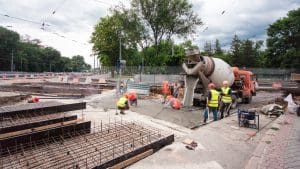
[0, 26, 90, 72]
[70, 55, 91, 72]
[91, 10, 143, 77]
[265, 8, 300, 68]
[214, 39, 223, 55]
[0, 27, 20, 71]
[230, 34, 241, 66]
[131, 0, 202, 51]
[43, 47, 61, 72]
[203, 41, 213, 55]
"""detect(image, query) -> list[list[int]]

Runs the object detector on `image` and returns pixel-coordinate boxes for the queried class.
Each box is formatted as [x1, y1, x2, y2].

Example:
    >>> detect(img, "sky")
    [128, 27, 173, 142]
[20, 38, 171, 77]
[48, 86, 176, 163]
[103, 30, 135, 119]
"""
[0, 0, 299, 67]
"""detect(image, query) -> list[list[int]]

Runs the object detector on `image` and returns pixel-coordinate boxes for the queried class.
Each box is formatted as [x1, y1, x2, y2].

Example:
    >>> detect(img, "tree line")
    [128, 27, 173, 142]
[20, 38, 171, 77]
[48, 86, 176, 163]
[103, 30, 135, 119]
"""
[0, 27, 91, 72]
[91, 0, 299, 77]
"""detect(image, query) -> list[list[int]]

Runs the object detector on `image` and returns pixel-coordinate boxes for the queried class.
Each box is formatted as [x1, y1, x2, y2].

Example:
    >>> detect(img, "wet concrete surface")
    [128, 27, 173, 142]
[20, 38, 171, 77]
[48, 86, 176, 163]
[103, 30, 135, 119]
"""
[77, 90, 283, 129]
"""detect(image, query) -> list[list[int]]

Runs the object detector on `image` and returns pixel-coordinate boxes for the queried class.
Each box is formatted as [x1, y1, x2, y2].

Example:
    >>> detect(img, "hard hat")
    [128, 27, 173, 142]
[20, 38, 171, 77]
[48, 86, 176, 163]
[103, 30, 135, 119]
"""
[208, 83, 215, 89]
[223, 81, 229, 85]
[123, 93, 129, 98]
[166, 95, 173, 101]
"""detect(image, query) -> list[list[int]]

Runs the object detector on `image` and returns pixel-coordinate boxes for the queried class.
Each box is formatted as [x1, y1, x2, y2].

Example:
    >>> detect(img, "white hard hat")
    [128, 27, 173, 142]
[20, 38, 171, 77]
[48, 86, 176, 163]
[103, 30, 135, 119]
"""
[223, 81, 229, 85]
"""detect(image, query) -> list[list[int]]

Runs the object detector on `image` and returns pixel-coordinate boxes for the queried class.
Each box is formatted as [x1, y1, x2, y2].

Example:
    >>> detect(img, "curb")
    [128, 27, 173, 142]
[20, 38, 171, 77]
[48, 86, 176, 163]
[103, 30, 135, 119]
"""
[244, 115, 286, 169]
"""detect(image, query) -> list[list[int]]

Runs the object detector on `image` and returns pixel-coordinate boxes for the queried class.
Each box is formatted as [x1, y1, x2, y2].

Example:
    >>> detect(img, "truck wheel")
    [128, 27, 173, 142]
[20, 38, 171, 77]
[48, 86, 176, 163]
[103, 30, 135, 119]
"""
[231, 95, 238, 109]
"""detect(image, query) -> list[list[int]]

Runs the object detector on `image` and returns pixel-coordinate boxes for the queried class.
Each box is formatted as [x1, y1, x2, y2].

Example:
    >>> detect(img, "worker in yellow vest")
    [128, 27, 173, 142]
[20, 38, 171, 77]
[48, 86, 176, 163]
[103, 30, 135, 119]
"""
[220, 80, 232, 119]
[203, 83, 219, 123]
[117, 94, 129, 115]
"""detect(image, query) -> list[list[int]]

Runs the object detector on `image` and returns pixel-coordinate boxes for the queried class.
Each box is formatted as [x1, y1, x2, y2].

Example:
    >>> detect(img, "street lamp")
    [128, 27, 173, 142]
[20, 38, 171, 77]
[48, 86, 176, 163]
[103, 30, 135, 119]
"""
[116, 30, 124, 95]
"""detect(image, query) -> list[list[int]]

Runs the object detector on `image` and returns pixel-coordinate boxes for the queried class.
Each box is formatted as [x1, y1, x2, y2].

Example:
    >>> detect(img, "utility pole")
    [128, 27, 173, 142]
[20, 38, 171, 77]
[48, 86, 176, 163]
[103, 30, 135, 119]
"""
[49, 63, 52, 72]
[11, 49, 14, 72]
[117, 31, 122, 95]
[93, 54, 95, 73]
[21, 55, 23, 72]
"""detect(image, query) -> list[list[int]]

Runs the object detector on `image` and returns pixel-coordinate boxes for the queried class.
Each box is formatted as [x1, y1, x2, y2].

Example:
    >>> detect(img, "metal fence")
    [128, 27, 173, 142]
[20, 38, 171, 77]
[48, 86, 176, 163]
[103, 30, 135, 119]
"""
[99, 66, 299, 83]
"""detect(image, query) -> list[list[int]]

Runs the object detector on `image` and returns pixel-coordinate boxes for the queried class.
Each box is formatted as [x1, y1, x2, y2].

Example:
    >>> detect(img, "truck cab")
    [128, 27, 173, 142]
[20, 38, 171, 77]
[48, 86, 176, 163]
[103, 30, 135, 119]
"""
[232, 67, 256, 104]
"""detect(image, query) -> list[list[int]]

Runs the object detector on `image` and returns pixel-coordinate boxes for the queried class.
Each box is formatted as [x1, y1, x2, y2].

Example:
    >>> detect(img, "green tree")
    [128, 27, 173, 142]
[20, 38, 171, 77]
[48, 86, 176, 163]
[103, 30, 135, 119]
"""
[214, 39, 223, 55]
[70, 55, 91, 72]
[1, 26, 90, 72]
[230, 34, 241, 66]
[203, 41, 213, 55]
[0, 27, 20, 71]
[131, 0, 202, 50]
[265, 8, 300, 68]
[91, 11, 142, 77]
[42, 47, 61, 72]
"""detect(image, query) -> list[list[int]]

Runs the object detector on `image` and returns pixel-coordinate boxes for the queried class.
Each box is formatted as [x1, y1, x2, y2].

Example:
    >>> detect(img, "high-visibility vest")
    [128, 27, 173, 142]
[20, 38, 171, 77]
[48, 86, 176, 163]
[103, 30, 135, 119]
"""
[128, 92, 137, 101]
[172, 98, 181, 110]
[32, 97, 39, 103]
[117, 97, 127, 107]
[221, 87, 232, 103]
[162, 81, 170, 94]
[208, 89, 219, 108]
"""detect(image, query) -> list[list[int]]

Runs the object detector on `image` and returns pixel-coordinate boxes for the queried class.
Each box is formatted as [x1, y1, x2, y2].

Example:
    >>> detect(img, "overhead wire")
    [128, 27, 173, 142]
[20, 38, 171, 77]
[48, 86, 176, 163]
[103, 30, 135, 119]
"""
[0, 13, 50, 26]
[0, 14, 88, 46]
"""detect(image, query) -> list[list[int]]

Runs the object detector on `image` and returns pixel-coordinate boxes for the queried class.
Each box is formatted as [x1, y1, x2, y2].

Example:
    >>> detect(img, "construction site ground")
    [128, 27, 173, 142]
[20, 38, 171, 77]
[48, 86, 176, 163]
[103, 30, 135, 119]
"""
[1, 78, 299, 169]
[44, 90, 287, 169]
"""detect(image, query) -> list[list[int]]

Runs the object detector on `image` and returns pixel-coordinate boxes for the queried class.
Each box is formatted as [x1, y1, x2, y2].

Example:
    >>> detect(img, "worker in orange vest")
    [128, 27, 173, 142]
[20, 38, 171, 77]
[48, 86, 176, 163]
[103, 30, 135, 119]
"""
[28, 96, 39, 103]
[165, 95, 182, 110]
[162, 81, 170, 103]
[126, 91, 138, 106]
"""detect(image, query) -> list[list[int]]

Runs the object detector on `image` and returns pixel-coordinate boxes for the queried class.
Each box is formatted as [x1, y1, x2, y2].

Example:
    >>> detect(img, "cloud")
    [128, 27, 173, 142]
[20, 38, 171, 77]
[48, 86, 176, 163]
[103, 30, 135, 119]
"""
[0, 0, 299, 66]
[190, 0, 300, 50]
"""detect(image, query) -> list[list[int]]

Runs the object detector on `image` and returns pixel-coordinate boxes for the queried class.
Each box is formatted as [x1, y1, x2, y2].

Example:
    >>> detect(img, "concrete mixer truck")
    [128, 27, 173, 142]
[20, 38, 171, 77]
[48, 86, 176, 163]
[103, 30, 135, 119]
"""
[182, 49, 256, 108]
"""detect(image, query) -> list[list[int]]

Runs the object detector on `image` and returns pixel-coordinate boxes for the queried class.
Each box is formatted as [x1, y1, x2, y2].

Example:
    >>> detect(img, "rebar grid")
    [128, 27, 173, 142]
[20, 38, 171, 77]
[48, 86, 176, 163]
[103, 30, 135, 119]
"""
[0, 112, 68, 129]
[0, 121, 168, 169]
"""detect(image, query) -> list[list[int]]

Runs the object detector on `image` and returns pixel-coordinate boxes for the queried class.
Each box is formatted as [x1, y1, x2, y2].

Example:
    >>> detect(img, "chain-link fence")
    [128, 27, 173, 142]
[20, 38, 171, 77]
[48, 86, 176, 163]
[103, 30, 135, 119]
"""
[98, 66, 299, 84]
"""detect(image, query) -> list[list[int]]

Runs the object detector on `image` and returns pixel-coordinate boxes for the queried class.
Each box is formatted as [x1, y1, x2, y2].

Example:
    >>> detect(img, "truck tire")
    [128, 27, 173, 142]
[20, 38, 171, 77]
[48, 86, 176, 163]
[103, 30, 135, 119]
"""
[231, 95, 238, 109]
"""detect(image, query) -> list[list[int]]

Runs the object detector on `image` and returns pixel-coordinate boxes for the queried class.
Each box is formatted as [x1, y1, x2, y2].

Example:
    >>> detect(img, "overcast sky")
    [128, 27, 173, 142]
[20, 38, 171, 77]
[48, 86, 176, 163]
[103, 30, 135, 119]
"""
[0, 0, 299, 67]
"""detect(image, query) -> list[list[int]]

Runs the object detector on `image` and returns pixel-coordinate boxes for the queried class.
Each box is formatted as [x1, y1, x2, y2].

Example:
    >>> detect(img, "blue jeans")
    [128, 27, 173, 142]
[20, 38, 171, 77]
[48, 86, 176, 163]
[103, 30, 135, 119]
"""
[204, 107, 218, 122]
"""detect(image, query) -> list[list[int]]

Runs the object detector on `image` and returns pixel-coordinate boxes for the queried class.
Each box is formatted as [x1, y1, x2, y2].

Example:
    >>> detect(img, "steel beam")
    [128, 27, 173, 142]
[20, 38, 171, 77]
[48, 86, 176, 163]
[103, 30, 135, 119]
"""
[0, 101, 86, 119]
[0, 115, 77, 134]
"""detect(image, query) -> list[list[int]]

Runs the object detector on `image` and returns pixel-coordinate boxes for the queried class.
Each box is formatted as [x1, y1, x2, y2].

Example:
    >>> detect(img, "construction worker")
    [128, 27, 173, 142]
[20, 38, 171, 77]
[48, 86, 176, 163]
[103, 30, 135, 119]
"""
[173, 82, 180, 98]
[164, 95, 182, 110]
[28, 96, 39, 103]
[220, 80, 232, 118]
[127, 91, 138, 106]
[162, 81, 170, 103]
[117, 94, 129, 115]
[203, 83, 219, 123]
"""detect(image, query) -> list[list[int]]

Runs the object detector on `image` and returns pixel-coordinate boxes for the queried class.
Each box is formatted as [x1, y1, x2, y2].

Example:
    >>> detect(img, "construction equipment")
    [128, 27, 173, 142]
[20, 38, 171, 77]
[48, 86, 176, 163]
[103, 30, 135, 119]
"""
[238, 109, 259, 130]
[182, 48, 256, 107]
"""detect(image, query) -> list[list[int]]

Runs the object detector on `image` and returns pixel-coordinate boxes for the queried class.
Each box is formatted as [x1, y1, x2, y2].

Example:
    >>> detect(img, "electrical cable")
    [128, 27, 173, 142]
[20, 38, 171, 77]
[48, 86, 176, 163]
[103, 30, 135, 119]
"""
[0, 13, 50, 26]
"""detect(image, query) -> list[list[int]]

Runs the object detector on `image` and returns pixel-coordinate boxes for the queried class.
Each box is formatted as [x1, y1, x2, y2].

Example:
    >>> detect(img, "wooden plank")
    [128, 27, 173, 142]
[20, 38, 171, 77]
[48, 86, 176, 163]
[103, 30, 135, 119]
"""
[108, 149, 153, 169]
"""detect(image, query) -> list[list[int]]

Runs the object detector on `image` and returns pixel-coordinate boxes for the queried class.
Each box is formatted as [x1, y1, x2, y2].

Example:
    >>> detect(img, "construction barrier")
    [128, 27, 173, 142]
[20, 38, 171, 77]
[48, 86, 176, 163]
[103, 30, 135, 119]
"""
[127, 81, 150, 96]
